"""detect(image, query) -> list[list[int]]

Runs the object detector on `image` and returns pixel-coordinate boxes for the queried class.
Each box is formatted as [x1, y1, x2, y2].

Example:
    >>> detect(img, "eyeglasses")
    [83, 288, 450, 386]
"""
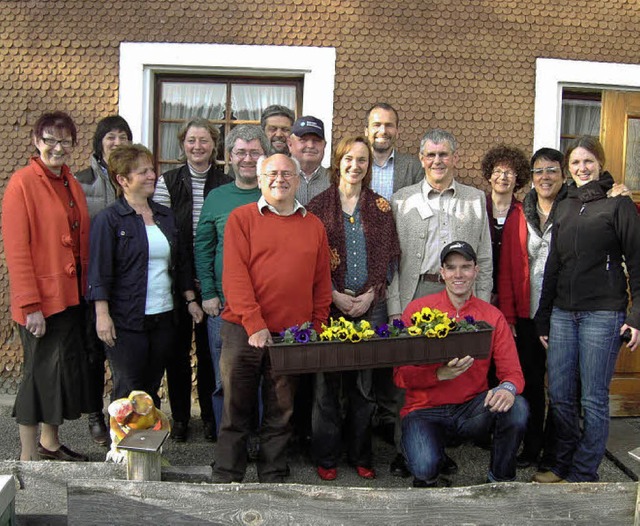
[262, 171, 298, 180]
[232, 149, 263, 160]
[531, 167, 561, 176]
[42, 136, 73, 148]
[491, 169, 515, 179]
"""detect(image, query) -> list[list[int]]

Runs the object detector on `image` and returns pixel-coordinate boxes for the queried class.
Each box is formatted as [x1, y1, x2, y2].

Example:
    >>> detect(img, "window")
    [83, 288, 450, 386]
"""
[560, 89, 601, 153]
[533, 58, 640, 152]
[118, 42, 336, 168]
[155, 75, 302, 174]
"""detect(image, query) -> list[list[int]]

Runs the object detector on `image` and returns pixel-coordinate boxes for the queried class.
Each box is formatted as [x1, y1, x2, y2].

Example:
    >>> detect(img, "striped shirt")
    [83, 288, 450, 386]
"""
[155, 164, 209, 240]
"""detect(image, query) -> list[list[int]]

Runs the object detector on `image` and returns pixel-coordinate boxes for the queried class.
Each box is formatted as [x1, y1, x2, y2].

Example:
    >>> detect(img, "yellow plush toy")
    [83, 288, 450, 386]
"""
[106, 390, 171, 463]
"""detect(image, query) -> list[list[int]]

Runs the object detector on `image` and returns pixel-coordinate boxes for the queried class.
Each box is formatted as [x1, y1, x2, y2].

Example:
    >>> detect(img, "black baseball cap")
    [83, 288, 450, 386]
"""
[291, 116, 325, 140]
[440, 241, 477, 265]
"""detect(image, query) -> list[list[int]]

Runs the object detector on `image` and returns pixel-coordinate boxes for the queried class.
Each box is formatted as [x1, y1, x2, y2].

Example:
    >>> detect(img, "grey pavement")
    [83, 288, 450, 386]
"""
[0, 394, 633, 487]
[0, 391, 637, 524]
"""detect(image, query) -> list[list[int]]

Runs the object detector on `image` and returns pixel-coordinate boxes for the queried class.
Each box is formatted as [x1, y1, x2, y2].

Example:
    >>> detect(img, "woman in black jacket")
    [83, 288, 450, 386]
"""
[534, 136, 640, 483]
[88, 144, 197, 409]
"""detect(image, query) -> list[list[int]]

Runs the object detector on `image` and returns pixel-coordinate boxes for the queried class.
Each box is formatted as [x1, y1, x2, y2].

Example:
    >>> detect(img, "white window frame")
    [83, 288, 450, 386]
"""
[533, 58, 640, 152]
[119, 42, 336, 164]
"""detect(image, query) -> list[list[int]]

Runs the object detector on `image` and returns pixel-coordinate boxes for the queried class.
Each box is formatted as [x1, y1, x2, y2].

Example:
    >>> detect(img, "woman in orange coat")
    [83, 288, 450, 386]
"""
[2, 112, 90, 461]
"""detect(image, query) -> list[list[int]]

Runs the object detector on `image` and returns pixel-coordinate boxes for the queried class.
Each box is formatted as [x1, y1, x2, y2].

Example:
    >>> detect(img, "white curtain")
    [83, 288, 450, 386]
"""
[158, 82, 297, 168]
[231, 84, 296, 121]
[160, 83, 226, 163]
[560, 99, 601, 153]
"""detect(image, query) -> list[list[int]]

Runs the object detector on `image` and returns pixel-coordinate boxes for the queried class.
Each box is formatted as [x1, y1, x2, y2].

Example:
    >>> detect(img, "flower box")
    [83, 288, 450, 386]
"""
[269, 321, 494, 375]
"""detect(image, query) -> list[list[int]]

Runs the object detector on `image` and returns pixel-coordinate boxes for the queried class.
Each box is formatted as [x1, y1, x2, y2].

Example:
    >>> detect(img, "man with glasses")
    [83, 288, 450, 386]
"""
[211, 153, 332, 483]
[287, 116, 330, 205]
[260, 105, 295, 155]
[194, 124, 269, 443]
[386, 128, 493, 477]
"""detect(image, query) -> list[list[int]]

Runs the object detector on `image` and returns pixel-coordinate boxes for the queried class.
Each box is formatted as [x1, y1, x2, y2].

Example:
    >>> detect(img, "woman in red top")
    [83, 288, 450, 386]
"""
[2, 112, 91, 461]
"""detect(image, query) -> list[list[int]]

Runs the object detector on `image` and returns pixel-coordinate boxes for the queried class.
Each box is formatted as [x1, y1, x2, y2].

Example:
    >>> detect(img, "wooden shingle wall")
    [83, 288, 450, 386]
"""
[1, 0, 639, 393]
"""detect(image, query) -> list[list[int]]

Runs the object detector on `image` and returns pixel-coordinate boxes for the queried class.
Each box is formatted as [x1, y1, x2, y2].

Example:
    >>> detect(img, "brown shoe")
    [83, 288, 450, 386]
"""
[37, 444, 88, 462]
[531, 470, 564, 483]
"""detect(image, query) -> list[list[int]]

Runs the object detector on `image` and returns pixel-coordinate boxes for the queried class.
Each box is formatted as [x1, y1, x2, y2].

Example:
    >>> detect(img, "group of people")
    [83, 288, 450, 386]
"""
[2, 103, 639, 490]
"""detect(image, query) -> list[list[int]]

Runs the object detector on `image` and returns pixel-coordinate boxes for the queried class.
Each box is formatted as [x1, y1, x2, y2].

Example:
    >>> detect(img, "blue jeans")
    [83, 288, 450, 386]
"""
[207, 314, 224, 436]
[547, 307, 624, 482]
[401, 393, 528, 483]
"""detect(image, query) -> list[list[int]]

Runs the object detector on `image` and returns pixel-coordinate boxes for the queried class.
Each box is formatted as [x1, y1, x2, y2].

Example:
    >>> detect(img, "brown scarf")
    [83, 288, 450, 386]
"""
[307, 184, 400, 302]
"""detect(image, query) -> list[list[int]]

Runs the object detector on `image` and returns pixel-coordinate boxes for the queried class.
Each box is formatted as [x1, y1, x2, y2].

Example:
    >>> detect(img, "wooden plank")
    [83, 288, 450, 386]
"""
[68, 480, 637, 526]
[607, 418, 640, 481]
[0, 476, 15, 526]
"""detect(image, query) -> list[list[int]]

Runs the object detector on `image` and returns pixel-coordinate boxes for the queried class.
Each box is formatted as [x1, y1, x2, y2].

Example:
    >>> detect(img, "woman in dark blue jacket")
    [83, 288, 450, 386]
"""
[87, 144, 197, 408]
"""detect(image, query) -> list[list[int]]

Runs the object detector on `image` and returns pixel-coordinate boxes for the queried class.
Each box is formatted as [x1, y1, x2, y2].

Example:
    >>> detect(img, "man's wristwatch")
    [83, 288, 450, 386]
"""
[185, 299, 197, 306]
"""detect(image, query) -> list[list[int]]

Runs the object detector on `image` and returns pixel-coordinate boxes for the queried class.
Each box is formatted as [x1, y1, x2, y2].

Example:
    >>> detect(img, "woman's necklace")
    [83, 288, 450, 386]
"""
[493, 204, 510, 217]
[536, 202, 550, 217]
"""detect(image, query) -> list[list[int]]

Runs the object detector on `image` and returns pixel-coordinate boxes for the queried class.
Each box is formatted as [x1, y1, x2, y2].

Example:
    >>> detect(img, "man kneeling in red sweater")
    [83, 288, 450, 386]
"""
[394, 241, 529, 487]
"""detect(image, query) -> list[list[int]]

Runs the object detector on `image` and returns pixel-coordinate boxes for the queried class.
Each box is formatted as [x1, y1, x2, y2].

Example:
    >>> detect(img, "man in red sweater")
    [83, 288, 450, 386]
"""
[212, 153, 332, 483]
[394, 241, 528, 487]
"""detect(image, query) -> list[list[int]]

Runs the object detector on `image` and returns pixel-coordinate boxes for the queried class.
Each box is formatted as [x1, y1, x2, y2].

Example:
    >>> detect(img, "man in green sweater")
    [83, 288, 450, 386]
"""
[194, 125, 269, 435]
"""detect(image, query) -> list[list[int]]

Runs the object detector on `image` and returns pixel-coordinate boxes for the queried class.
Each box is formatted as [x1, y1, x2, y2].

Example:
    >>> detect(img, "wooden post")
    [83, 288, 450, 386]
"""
[116, 429, 169, 482]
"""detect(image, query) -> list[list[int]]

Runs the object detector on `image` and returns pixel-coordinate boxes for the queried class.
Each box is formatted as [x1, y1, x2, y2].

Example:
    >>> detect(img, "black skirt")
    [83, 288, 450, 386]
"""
[13, 305, 90, 425]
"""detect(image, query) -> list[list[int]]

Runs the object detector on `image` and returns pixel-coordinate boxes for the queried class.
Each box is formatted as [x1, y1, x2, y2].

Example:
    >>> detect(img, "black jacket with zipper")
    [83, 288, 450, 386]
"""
[535, 172, 640, 335]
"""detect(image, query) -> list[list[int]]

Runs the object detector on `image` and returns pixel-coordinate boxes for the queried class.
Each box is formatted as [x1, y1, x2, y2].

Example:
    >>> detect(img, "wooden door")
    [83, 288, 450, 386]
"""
[600, 90, 640, 415]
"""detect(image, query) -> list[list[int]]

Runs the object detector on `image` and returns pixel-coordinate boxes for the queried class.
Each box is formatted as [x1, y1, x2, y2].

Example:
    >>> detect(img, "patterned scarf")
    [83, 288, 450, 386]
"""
[307, 184, 400, 302]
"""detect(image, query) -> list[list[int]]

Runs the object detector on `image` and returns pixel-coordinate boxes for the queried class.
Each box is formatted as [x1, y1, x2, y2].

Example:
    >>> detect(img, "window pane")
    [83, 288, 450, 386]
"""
[561, 99, 601, 138]
[231, 84, 296, 121]
[161, 82, 226, 120]
[159, 122, 182, 162]
[626, 117, 640, 191]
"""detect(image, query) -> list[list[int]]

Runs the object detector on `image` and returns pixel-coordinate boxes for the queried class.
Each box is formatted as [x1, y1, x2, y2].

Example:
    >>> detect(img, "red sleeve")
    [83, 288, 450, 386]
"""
[222, 210, 267, 337]
[311, 226, 332, 330]
[394, 364, 441, 389]
[497, 209, 520, 324]
[492, 312, 525, 394]
[1, 176, 42, 317]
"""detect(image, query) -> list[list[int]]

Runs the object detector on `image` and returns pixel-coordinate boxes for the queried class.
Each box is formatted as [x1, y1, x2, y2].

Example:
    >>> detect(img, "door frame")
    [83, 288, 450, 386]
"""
[533, 58, 640, 152]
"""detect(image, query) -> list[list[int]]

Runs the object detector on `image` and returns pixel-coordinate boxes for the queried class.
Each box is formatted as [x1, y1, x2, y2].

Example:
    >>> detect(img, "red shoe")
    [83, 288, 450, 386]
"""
[356, 466, 376, 479]
[317, 466, 337, 481]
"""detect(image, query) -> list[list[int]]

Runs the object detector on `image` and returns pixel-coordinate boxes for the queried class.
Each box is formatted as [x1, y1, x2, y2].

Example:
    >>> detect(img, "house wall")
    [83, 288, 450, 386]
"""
[1, 0, 639, 393]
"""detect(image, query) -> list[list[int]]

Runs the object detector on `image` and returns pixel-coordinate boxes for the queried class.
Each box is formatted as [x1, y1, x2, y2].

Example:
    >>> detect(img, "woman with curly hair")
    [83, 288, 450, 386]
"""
[481, 145, 530, 306]
[307, 136, 400, 481]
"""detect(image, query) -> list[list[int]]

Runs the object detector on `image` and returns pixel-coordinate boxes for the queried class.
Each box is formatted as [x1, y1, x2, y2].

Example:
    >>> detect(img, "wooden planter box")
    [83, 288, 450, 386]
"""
[269, 321, 494, 374]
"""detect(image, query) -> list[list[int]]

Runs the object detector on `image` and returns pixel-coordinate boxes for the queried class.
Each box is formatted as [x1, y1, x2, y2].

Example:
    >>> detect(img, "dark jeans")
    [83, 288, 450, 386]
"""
[312, 369, 375, 468]
[213, 321, 296, 482]
[515, 317, 555, 460]
[547, 307, 624, 482]
[402, 393, 529, 483]
[165, 302, 214, 424]
[106, 311, 175, 409]
[371, 301, 403, 442]
[207, 314, 224, 435]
